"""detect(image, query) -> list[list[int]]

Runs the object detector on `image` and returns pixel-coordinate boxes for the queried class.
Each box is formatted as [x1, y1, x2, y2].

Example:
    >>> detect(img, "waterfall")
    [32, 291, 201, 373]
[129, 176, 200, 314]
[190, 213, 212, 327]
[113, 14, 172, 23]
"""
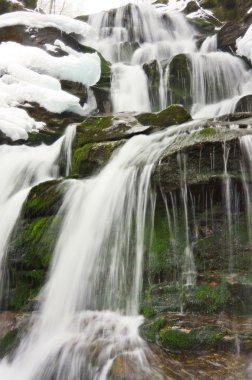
[0, 120, 201, 380]
[87, 4, 196, 113]
[190, 52, 248, 118]
[200, 34, 217, 53]
[0, 126, 76, 300]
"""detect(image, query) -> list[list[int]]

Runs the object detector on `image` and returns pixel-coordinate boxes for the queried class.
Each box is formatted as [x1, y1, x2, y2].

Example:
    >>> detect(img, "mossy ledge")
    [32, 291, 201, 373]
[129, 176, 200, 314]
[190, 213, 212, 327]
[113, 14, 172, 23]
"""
[136, 105, 192, 128]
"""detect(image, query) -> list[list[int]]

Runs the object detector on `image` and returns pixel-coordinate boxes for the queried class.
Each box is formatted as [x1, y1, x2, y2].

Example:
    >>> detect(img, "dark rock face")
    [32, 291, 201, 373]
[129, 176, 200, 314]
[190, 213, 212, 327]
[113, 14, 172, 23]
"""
[3, 180, 64, 312]
[235, 95, 252, 113]
[143, 60, 161, 111]
[168, 54, 192, 109]
[0, 0, 24, 14]
[201, 0, 251, 21]
[217, 15, 252, 53]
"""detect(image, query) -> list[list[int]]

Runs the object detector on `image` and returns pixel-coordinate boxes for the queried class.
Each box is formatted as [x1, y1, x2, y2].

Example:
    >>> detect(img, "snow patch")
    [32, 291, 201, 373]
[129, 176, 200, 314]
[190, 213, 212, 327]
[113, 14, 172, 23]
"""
[0, 11, 93, 39]
[0, 41, 101, 139]
[37, 0, 155, 17]
[237, 25, 252, 62]
[0, 107, 44, 141]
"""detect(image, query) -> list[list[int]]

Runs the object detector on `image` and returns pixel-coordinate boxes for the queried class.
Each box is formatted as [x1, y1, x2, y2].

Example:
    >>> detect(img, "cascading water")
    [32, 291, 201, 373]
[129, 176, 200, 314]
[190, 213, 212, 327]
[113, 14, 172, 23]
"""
[0, 125, 76, 301]
[87, 3, 196, 112]
[1, 1, 252, 379]
[0, 120, 201, 380]
[84, 2, 252, 117]
[189, 52, 251, 118]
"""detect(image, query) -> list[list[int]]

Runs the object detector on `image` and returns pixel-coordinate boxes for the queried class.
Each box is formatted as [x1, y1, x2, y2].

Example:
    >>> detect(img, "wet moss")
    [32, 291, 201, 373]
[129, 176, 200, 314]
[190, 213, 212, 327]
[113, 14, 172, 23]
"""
[24, 180, 63, 219]
[140, 318, 166, 343]
[199, 127, 217, 137]
[159, 326, 227, 351]
[0, 329, 19, 358]
[71, 143, 93, 177]
[136, 105, 191, 128]
[186, 283, 228, 314]
[74, 116, 114, 147]
[168, 54, 192, 108]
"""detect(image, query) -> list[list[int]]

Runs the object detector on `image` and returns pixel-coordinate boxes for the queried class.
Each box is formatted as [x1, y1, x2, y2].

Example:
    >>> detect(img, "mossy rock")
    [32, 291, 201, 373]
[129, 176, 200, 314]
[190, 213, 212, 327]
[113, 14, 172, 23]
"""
[71, 141, 122, 178]
[143, 60, 161, 111]
[0, 329, 20, 358]
[185, 283, 228, 314]
[6, 214, 62, 311]
[168, 54, 192, 108]
[159, 325, 228, 351]
[140, 317, 166, 343]
[3, 180, 65, 311]
[0, 0, 24, 14]
[188, 17, 217, 35]
[23, 179, 63, 219]
[136, 105, 191, 128]
[184, 1, 200, 14]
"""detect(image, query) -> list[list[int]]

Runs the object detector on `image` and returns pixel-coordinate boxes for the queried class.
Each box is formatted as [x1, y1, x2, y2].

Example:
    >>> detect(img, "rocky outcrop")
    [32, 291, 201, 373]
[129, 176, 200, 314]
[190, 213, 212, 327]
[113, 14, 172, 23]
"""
[135, 105, 192, 128]
[217, 14, 252, 53]
[168, 54, 192, 109]
[201, 0, 251, 22]
[4, 180, 63, 311]
[235, 95, 252, 113]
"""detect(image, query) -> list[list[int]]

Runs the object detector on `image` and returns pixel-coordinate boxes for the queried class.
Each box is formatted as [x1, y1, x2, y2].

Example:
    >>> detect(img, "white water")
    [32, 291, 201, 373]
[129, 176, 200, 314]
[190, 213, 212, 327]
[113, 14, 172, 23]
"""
[190, 52, 249, 118]
[0, 120, 201, 380]
[84, 2, 252, 117]
[0, 125, 76, 298]
[87, 3, 196, 112]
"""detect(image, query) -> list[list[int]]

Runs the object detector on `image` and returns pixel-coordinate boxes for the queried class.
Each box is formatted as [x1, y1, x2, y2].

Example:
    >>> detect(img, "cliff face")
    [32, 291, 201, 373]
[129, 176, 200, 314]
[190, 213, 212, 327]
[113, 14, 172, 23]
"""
[0, 0, 252, 378]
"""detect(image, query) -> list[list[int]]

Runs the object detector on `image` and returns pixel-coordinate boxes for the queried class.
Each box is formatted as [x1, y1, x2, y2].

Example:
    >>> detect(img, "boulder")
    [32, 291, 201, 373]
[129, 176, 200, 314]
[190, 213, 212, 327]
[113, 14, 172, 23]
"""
[136, 105, 192, 128]
[168, 54, 192, 109]
[235, 95, 252, 113]
[143, 60, 161, 111]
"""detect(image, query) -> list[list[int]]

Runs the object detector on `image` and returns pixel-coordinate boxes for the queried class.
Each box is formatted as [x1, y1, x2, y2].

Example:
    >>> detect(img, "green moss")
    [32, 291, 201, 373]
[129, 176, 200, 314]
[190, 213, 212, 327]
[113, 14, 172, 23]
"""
[189, 283, 228, 313]
[9, 284, 40, 311]
[71, 143, 93, 177]
[24, 180, 63, 219]
[168, 54, 192, 108]
[199, 127, 217, 137]
[7, 214, 61, 310]
[74, 116, 113, 147]
[136, 105, 191, 128]
[140, 318, 166, 343]
[0, 329, 19, 358]
[160, 326, 227, 351]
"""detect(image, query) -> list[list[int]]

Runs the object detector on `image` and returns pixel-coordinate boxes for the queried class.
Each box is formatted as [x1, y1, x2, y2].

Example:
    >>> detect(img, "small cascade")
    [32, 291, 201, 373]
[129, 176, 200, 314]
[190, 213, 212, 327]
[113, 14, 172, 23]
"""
[87, 3, 196, 113]
[178, 153, 197, 287]
[240, 135, 252, 248]
[222, 142, 233, 272]
[190, 52, 248, 118]
[0, 126, 76, 301]
[111, 63, 151, 112]
[200, 34, 217, 53]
